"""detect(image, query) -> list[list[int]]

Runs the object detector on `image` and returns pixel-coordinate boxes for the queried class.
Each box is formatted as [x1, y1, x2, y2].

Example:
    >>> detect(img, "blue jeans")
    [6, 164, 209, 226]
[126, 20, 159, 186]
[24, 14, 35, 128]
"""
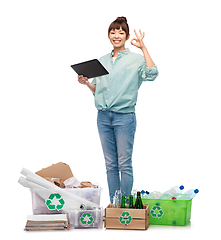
[97, 111, 136, 203]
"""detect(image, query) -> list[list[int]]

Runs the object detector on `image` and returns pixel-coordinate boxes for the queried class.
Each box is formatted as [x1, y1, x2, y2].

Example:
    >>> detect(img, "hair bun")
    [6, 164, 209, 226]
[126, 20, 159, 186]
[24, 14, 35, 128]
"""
[108, 16, 130, 37]
[116, 16, 127, 23]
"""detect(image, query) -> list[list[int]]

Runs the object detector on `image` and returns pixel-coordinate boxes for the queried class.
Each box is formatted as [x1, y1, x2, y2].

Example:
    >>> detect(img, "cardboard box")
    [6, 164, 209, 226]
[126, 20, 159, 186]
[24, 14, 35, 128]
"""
[105, 204, 149, 230]
[35, 162, 73, 181]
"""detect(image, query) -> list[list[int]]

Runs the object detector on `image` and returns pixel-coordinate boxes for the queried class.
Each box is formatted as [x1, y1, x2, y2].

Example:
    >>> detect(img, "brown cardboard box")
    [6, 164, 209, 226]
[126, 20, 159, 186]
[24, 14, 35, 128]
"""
[105, 204, 149, 230]
[35, 162, 73, 182]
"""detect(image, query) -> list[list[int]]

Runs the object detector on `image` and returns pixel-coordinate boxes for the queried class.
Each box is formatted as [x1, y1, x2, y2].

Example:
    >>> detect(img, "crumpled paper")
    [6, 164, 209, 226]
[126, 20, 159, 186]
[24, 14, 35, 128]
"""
[63, 177, 81, 188]
[78, 181, 98, 188]
[44, 177, 65, 188]
[44, 176, 98, 189]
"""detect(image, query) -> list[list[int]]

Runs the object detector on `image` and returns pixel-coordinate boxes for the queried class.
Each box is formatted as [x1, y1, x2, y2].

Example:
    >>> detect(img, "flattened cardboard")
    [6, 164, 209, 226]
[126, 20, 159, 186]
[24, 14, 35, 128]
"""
[35, 162, 73, 181]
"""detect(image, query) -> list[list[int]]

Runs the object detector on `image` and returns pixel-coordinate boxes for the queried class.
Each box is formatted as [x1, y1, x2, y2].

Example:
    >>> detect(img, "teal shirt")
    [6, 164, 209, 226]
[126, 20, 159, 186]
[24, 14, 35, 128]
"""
[92, 48, 159, 113]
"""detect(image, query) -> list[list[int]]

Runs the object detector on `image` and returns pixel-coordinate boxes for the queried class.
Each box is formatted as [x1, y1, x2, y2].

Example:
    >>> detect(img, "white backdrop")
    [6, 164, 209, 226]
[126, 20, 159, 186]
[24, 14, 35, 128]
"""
[1, 0, 220, 238]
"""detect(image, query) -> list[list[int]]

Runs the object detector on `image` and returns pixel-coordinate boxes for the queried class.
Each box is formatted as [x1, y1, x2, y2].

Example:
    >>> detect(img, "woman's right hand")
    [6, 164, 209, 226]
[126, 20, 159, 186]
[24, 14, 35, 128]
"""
[78, 75, 89, 85]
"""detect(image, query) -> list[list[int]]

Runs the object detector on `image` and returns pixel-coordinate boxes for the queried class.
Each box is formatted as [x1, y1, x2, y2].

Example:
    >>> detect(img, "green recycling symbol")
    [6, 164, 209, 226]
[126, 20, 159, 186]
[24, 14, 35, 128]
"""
[150, 205, 164, 218]
[79, 212, 94, 226]
[45, 193, 65, 211]
[119, 211, 132, 225]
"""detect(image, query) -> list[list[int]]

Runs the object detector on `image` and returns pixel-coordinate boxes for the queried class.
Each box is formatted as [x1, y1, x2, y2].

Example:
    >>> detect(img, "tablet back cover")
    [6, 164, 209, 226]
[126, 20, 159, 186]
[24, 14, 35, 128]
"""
[71, 59, 109, 79]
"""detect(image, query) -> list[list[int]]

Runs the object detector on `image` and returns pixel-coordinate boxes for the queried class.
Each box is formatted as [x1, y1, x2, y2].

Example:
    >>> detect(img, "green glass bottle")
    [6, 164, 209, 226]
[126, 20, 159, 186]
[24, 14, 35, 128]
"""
[128, 195, 134, 208]
[120, 196, 126, 208]
[135, 191, 143, 209]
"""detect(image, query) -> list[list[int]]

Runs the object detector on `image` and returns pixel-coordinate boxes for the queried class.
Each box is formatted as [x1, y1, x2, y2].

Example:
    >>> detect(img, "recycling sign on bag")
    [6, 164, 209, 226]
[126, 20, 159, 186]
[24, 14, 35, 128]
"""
[119, 211, 132, 225]
[45, 193, 65, 211]
[79, 212, 94, 226]
[150, 205, 164, 218]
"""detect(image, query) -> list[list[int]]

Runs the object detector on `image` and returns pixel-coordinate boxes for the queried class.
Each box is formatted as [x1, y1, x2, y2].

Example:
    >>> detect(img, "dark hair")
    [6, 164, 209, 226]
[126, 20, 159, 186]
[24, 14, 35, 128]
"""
[108, 17, 130, 38]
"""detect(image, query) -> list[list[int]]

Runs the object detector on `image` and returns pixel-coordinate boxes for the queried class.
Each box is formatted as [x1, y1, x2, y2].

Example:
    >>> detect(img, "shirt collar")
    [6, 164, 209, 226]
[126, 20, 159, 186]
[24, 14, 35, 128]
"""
[111, 48, 130, 58]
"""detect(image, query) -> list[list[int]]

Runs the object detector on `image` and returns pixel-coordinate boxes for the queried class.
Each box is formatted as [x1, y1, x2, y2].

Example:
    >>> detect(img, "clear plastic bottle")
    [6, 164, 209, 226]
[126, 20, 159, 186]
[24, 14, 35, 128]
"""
[145, 191, 161, 199]
[132, 189, 138, 198]
[141, 190, 145, 195]
[160, 185, 184, 199]
[177, 189, 199, 200]
[141, 190, 150, 199]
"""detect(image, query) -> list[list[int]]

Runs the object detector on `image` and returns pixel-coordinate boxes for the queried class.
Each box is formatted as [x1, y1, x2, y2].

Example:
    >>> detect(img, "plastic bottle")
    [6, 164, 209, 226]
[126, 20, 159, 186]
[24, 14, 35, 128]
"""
[141, 190, 145, 195]
[145, 191, 161, 199]
[177, 189, 199, 200]
[160, 185, 184, 199]
[141, 190, 150, 199]
[132, 189, 138, 198]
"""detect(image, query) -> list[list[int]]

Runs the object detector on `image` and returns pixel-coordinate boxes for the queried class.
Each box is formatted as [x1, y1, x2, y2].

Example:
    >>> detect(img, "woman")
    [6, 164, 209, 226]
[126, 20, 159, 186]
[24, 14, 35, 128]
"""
[78, 17, 158, 203]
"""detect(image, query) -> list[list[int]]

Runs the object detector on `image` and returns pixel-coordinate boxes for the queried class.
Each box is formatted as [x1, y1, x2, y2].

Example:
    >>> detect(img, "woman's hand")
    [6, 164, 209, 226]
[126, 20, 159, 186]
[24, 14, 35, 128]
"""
[130, 29, 146, 50]
[131, 29, 155, 67]
[78, 75, 89, 85]
[78, 75, 96, 94]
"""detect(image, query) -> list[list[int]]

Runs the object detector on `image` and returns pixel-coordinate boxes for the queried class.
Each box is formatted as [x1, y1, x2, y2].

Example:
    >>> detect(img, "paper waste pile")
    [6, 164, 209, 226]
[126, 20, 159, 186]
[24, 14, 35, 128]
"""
[24, 214, 69, 231]
[18, 162, 102, 230]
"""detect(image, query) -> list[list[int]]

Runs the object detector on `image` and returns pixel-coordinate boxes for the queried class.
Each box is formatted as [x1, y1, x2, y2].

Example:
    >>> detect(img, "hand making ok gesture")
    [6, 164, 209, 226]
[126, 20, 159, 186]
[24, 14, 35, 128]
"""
[130, 29, 146, 50]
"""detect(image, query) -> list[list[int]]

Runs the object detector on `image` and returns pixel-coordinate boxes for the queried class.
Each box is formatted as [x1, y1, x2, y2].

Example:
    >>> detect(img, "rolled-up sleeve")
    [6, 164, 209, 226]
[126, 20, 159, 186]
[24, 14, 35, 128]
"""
[138, 64, 159, 81]
[91, 77, 97, 85]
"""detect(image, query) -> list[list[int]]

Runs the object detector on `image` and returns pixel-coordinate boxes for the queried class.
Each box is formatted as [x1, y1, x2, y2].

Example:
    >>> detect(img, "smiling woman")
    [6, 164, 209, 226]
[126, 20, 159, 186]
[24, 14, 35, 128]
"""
[77, 16, 159, 203]
[108, 17, 130, 57]
[109, 28, 129, 57]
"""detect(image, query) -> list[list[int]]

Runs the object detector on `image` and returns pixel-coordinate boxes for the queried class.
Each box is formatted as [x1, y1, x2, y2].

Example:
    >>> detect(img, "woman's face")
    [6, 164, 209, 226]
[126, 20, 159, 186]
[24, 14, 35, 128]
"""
[109, 27, 129, 49]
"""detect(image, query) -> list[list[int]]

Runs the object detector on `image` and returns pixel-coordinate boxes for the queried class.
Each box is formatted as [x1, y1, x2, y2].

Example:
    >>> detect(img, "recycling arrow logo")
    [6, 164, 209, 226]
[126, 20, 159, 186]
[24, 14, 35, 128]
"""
[79, 212, 94, 226]
[150, 205, 164, 218]
[45, 193, 65, 211]
[119, 211, 132, 225]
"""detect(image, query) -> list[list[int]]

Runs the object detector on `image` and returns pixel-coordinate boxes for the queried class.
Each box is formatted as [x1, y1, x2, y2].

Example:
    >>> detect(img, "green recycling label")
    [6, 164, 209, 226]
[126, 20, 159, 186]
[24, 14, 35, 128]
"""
[79, 212, 94, 226]
[119, 211, 132, 225]
[150, 205, 164, 218]
[45, 193, 65, 211]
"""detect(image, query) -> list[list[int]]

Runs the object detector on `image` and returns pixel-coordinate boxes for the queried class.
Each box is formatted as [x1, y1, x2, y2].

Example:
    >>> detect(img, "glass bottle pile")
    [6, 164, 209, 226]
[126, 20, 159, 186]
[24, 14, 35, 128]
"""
[112, 190, 143, 209]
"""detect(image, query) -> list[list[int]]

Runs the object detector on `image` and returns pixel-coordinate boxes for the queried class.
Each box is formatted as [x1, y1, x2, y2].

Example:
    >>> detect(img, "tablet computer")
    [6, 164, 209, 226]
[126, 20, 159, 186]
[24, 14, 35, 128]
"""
[71, 59, 109, 79]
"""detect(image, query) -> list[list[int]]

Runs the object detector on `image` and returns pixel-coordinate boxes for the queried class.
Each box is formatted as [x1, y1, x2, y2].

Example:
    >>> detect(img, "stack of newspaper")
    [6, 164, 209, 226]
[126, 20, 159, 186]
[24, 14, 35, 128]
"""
[25, 214, 69, 231]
